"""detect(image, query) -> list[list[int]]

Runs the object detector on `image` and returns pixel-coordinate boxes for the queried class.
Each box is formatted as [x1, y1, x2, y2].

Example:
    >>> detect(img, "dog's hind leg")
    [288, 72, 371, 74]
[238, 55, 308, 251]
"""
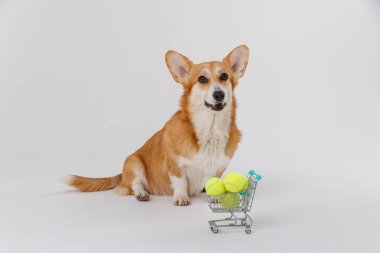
[115, 155, 150, 201]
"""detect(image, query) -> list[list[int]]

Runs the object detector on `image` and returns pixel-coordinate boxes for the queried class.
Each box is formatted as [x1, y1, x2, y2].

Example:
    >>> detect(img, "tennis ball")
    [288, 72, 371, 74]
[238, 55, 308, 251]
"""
[223, 172, 248, 193]
[205, 177, 225, 196]
[220, 194, 240, 209]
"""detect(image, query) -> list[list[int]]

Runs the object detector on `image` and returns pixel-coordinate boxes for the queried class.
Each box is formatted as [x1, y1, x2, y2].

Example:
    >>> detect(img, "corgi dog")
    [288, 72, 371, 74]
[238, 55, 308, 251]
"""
[68, 45, 249, 206]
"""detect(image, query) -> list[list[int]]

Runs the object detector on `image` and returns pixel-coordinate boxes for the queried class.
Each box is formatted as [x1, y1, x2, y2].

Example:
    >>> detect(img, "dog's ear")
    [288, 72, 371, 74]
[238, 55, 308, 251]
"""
[223, 45, 249, 80]
[165, 50, 193, 84]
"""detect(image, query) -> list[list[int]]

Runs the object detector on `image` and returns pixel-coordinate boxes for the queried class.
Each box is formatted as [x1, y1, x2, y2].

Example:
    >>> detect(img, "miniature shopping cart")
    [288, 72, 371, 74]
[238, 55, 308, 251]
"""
[207, 170, 262, 234]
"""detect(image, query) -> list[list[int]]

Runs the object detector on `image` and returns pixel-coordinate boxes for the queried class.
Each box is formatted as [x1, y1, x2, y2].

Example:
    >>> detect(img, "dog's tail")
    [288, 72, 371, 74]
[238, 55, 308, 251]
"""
[67, 174, 122, 192]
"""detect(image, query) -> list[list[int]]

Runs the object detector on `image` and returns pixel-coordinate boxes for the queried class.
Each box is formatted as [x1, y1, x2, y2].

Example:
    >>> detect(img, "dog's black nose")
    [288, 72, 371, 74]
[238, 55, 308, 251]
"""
[213, 90, 225, 102]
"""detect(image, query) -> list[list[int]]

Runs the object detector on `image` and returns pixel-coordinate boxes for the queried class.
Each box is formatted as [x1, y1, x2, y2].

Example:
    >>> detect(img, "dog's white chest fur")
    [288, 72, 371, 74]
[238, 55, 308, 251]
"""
[177, 109, 231, 195]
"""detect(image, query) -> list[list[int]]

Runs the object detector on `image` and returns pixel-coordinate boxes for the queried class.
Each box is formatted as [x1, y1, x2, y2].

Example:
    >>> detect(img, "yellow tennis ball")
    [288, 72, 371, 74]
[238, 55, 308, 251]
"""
[223, 172, 248, 193]
[205, 177, 225, 196]
[220, 194, 240, 209]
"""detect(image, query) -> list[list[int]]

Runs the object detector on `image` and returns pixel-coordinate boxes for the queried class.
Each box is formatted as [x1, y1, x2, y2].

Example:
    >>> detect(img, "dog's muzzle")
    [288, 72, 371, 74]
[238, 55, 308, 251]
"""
[204, 101, 226, 111]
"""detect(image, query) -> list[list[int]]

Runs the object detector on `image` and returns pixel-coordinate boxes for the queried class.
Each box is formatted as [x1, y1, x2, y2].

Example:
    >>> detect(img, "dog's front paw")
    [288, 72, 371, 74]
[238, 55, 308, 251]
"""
[173, 195, 190, 206]
[135, 190, 150, 201]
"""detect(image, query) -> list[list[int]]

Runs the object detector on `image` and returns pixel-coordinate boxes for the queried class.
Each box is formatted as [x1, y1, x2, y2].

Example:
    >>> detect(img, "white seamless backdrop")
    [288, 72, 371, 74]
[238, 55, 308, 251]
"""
[0, 0, 379, 253]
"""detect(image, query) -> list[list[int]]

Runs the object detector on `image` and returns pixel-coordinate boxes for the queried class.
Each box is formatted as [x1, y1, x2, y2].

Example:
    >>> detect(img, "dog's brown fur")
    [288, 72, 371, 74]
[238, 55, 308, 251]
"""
[68, 45, 249, 205]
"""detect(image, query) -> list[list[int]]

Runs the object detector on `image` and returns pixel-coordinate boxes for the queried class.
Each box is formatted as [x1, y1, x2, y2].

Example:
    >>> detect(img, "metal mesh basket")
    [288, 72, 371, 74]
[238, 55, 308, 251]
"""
[207, 171, 259, 213]
[207, 170, 261, 234]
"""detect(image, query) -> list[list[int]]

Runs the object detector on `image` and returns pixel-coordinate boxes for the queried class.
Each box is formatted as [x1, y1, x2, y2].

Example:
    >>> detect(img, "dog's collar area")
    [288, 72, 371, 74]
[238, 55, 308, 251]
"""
[204, 101, 226, 111]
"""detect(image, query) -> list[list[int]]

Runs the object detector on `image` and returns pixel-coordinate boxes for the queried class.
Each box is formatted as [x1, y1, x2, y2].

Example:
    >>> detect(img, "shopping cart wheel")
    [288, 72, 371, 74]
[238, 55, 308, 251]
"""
[211, 227, 218, 234]
[241, 219, 247, 226]
[245, 228, 251, 234]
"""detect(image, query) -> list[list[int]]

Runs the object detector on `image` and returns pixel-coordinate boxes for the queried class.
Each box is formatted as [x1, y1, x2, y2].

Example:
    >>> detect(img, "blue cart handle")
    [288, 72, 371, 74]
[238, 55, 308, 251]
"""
[249, 170, 262, 181]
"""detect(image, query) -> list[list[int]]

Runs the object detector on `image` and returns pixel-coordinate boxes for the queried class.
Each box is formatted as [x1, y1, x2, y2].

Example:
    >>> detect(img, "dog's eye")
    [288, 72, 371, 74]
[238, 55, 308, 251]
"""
[220, 73, 228, 81]
[198, 76, 208, 84]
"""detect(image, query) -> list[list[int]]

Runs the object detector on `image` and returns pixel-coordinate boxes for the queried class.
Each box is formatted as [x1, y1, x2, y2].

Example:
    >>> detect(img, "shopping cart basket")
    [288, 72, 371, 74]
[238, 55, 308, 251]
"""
[207, 170, 262, 234]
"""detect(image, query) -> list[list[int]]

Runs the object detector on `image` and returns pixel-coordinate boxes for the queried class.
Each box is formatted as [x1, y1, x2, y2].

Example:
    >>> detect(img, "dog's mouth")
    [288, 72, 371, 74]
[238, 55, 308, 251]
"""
[204, 101, 226, 111]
